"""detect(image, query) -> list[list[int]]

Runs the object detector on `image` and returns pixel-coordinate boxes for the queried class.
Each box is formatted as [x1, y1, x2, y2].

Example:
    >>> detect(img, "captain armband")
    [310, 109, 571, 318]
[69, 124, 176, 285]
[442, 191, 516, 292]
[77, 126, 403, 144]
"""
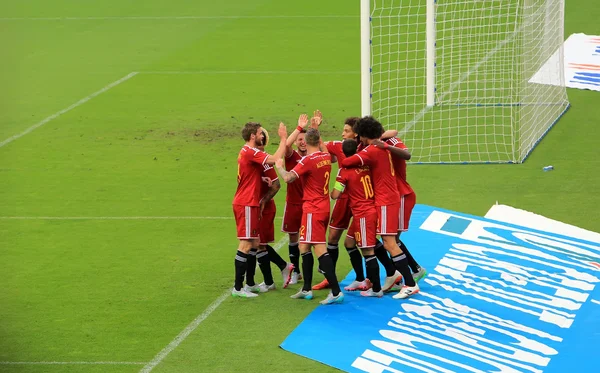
[334, 182, 345, 192]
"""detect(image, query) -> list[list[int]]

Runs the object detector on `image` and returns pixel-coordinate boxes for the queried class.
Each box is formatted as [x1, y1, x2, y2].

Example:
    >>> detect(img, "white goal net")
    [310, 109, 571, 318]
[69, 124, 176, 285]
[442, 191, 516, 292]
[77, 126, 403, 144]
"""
[363, 0, 570, 163]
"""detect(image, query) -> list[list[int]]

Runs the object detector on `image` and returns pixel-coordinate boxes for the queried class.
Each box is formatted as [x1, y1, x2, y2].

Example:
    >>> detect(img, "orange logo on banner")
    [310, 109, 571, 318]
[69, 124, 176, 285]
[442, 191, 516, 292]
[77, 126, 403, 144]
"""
[568, 63, 600, 71]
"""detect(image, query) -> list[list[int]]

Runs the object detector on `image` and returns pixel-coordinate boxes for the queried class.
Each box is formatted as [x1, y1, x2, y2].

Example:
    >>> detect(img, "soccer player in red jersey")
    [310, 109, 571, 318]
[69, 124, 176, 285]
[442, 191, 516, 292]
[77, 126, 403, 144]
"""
[341, 116, 419, 299]
[281, 115, 309, 284]
[313, 116, 399, 291]
[243, 128, 295, 294]
[231, 122, 288, 298]
[275, 128, 344, 305]
[375, 137, 427, 283]
[309, 116, 366, 291]
[331, 139, 383, 297]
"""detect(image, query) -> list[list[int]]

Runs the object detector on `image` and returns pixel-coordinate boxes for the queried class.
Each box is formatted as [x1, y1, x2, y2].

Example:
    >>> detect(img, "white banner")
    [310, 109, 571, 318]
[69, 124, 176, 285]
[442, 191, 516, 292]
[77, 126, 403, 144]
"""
[530, 33, 600, 91]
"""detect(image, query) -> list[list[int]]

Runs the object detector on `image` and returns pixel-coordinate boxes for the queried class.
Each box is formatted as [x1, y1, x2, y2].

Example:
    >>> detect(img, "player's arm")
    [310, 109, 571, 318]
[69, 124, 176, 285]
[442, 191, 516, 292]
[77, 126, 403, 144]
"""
[381, 129, 398, 140]
[264, 123, 289, 164]
[371, 139, 411, 160]
[284, 114, 309, 157]
[275, 158, 299, 183]
[260, 168, 281, 204]
[340, 153, 365, 168]
[330, 181, 345, 200]
[260, 179, 280, 215]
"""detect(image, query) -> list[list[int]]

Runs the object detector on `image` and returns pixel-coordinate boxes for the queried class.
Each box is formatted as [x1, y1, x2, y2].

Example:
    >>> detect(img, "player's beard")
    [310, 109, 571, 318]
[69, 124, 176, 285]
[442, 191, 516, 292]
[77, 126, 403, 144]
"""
[255, 137, 264, 147]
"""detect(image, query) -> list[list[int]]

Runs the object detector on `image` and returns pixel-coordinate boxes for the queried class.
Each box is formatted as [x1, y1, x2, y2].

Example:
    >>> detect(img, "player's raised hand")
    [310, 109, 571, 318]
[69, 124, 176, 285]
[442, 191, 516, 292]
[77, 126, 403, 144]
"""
[278, 122, 288, 139]
[298, 114, 309, 129]
[310, 109, 322, 129]
[275, 158, 284, 169]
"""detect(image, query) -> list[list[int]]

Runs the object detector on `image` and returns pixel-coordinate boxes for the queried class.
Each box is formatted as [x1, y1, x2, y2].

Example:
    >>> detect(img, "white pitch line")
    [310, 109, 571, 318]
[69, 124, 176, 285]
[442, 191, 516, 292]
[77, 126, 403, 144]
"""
[592, 299, 600, 305]
[0, 72, 138, 149]
[0, 216, 283, 220]
[139, 235, 290, 373]
[140, 70, 358, 75]
[0, 15, 357, 21]
[399, 30, 518, 136]
[0, 361, 146, 365]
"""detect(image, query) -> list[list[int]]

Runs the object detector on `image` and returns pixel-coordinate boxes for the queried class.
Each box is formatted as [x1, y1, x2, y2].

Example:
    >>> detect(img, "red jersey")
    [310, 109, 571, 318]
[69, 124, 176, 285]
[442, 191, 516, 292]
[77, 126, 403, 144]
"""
[325, 140, 365, 163]
[326, 141, 349, 201]
[336, 166, 376, 217]
[233, 145, 269, 206]
[385, 137, 414, 196]
[291, 152, 332, 213]
[341, 145, 400, 206]
[260, 164, 278, 213]
[284, 150, 304, 204]
[326, 141, 347, 163]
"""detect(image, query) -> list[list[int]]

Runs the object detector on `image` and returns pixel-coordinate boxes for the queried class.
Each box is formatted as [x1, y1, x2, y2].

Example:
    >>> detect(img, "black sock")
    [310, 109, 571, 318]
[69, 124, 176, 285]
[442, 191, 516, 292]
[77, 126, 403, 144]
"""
[392, 253, 416, 287]
[399, 240, 421, 273]
[267, 244, 287, 271]
[375, 241, 396, 277]
[246, 248, 257, 286]
[318, 253, 342, 296]
[364, 254, 381, 292]
[346, 246, 365, 281]
[257, 251, 274, 285]
[301, 252, 314, 292]
[289, 242, 301, 274]
[234, 251, 248, 291]
[327, 243, 339, 269]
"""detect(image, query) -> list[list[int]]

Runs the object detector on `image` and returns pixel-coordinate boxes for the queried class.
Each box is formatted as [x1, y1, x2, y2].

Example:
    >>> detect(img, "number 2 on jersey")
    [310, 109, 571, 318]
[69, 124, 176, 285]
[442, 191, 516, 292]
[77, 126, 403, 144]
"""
[360, 175, 374, 198]
[323, 171, 330, 195]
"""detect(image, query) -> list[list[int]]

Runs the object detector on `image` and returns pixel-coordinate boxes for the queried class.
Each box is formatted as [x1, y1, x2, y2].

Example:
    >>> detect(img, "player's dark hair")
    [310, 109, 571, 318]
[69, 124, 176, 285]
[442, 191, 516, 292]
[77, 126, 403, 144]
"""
[305, 128, 321, 146]
[242, 122, 261, 142]
[342, 139, 358, 158]
[344, 117, 360, 128]
[355, 116, 384, 140]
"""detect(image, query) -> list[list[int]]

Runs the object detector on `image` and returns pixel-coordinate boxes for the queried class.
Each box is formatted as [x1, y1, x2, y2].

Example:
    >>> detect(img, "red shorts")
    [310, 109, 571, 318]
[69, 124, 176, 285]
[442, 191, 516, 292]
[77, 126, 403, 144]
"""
[299, 212, 329, 244]
[232, 204, 260, 240]
[347, 212, 378, 248]
[376, 202, 400, 236]
[329, 197, 352, 230]
[281, 202, 303, 234]
[259, 208, 276, 245]
[399, 192, 416, 232]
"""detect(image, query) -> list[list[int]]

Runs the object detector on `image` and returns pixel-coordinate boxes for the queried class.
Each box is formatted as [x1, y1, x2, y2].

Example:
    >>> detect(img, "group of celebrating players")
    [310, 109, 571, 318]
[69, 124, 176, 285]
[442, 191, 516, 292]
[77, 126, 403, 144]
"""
[232, 111, 427, 305]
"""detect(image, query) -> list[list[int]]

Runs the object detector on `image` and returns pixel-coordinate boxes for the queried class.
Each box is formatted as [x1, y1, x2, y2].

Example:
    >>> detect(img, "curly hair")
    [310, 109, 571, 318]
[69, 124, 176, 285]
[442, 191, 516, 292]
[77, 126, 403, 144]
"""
[355, 116, 384, 140]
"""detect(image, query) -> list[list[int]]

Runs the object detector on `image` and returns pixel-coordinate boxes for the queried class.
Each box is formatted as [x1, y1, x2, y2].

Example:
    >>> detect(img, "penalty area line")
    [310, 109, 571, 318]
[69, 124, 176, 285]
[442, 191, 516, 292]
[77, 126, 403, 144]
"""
[0, 72, 138, 149]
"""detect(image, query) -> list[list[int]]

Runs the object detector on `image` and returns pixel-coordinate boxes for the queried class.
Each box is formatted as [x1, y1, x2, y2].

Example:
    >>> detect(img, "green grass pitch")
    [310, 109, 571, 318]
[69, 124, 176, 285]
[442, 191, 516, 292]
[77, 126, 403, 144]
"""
[0, 1, 598, 372]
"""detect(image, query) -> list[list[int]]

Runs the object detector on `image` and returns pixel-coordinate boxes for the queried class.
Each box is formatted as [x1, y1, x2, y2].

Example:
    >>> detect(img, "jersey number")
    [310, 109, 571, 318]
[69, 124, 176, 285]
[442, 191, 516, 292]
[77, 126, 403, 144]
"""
[388, 153, 395, 177]
[324, 171, 330, 195]
[360, 175, 374, 199]
[237, 164, 241, 183]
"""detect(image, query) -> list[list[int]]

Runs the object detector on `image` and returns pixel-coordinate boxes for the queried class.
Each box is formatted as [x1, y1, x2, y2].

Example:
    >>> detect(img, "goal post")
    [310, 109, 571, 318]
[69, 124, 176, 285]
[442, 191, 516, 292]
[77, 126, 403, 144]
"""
[360, 0, 570, 164]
